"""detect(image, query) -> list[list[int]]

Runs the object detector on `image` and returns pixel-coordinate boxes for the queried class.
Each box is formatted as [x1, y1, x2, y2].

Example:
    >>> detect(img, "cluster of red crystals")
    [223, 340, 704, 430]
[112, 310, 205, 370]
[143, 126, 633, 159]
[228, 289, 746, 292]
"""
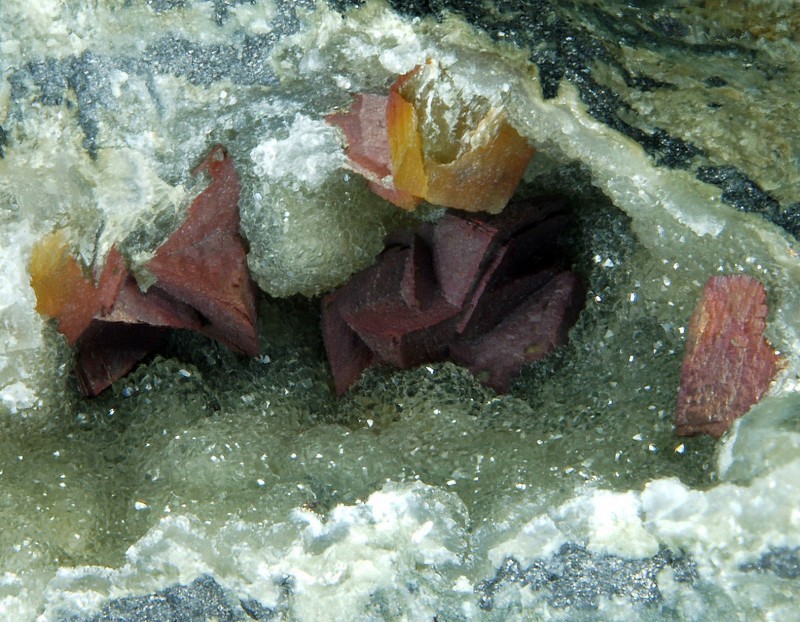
[674, 274, 782, 437]
[32, 145, 259, 396]
[322, 197, 585, 394]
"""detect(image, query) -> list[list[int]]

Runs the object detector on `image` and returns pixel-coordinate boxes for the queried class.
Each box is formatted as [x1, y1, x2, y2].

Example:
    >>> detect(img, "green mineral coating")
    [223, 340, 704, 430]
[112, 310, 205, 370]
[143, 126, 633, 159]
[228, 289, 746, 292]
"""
[2, 0, 800, 619]
[0, 186, 716, 569]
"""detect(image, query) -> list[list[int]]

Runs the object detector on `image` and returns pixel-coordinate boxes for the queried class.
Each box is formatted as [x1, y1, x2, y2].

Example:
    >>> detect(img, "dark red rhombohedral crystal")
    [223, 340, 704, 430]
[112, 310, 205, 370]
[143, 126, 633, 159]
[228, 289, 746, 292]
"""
[31, 145, 259, 397]
[674, 274, 782, 437]
[145, 145, 259, 357]
[322, 197, 585, 394]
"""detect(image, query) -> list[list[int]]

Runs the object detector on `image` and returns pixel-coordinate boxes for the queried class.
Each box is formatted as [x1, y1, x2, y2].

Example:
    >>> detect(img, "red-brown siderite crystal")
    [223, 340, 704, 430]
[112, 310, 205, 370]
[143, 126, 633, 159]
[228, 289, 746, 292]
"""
[321, 197, 584, 394]
[30, 145, 259, 396]
[146, 145, 259, 357]
[674, 274, 782, 437]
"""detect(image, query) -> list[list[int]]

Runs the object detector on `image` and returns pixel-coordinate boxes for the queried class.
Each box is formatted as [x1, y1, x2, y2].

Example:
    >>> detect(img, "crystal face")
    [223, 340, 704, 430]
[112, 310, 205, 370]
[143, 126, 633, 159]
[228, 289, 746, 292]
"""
[2, 1, 800, 620]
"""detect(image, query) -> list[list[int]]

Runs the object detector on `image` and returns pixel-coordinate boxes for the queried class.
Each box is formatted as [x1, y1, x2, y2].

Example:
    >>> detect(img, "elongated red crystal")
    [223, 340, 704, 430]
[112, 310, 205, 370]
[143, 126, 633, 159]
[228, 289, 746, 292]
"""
[674, 274, 782, 437]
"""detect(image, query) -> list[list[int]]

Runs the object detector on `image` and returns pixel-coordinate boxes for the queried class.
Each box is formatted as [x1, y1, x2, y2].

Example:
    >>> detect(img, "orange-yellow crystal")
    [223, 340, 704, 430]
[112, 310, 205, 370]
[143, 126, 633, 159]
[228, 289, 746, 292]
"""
[386, 64, 534, 213]
[387, 73, 428, 206]
[29, 230, 127, 345]
[29, 231, 100, 345]
[424, 116, 534, 213]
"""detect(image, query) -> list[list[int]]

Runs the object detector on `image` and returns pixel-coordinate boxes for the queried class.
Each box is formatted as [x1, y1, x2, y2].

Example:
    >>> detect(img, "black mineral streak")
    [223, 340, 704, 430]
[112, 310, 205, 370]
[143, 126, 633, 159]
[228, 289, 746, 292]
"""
[139, 35, 280, 87]
[146, 0, 188, 12]
[698, 165, 800, 237]
[369, 0, 797, 237]
[25, 57, 70, 105]
[741, 547, 800, 580]
[773, 203, 800, 238]
[72, 575, 279, 622]
[697, 165, 781, 217]
[381, 0, 704, 167]
[67, 52, 108, 159]
[7, 16, 290, 158]
[476, 544, 698, 611]
[11, 51, 115, 160]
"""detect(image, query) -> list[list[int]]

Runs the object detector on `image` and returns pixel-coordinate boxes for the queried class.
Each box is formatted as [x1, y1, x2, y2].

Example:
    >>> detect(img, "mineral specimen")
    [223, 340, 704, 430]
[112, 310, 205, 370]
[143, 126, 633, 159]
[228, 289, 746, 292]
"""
[145, 145, 259, 357]
[29, 145, 258, 396]
[326, 93, 420, 210]
[29, 234, 129, 347]
[674, 274, 782, 437]
[321, 197, 584, 394]
[328, 60, 534, 213]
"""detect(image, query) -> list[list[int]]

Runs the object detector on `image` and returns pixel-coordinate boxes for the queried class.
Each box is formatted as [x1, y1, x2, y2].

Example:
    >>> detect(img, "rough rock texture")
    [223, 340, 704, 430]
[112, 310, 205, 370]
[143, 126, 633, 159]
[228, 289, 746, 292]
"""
[74, 575, 279, 622]
[674, 274, 781, 437]
[72, 547, 702, 620]
[476, 544, 698, 611]
[373, 0, 800, 236]
[3, 1, 800, 620]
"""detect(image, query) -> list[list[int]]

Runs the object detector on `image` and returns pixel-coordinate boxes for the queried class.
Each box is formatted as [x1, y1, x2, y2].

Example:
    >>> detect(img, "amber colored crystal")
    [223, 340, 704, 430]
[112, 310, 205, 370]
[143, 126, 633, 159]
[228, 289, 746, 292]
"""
[30, 232, 127, 345]
[331, 62, 534, 214]
[386, 67, 428, 204]
[422, 114, 535, 214]
[386, 64, 534, 213]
